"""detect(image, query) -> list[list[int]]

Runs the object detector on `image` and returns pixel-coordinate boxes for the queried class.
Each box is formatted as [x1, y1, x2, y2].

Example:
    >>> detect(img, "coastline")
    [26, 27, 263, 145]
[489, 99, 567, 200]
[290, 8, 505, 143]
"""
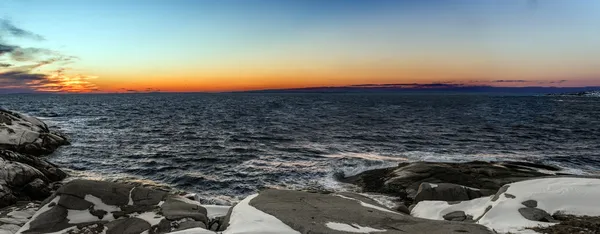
[1, 109, 599, 234]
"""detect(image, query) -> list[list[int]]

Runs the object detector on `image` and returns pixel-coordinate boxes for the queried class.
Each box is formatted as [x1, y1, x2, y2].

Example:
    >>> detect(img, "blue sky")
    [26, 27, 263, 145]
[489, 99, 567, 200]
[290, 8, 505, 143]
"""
[1, 0, 599, 92]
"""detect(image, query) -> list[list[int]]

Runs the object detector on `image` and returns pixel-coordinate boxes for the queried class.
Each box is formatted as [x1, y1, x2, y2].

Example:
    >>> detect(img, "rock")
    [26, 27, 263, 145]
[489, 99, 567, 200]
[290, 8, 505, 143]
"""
[56, 180, 134, 206]
[395, 203, 410, 215]
[57, 194, 93, 210]
[105, 218, 151, 234]
[26, 205, 71, 233]
[340, 161, 555, 206]
[161, 197, 208, 224]
[491, 185, 510, 201]
[0, 224, 20, 233]
[521, 200, 537, 208]
[248, 189, 492, 234]
[443, 211, 468, 221]
[414, 183, 495, 203]
[22, 179, 51, 200]
[518, 207, 555, 222]
[130, 187, 167, 206]
[0, 109, 69, 156]
[175, 221, 207, 231]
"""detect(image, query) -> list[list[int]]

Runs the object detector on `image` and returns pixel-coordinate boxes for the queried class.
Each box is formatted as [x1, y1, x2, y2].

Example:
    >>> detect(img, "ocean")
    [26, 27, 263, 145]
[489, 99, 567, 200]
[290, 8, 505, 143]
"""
[2, 93, 599, 203]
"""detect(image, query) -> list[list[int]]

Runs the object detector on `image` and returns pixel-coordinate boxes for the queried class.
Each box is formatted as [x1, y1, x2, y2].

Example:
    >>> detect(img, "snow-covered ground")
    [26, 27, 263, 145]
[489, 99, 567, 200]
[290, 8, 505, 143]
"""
[412, 177, 600, 233]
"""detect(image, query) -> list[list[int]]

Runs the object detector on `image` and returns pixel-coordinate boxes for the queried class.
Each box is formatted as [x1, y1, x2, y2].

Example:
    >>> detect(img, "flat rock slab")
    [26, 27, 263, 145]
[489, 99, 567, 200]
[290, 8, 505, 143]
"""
[250, 189, 492, 234]
[340, 161, 561, 206]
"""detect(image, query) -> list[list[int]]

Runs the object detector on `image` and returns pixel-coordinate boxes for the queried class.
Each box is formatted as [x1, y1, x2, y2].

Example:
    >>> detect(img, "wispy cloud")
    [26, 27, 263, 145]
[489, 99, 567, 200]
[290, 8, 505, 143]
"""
[0, 19, 97, 93]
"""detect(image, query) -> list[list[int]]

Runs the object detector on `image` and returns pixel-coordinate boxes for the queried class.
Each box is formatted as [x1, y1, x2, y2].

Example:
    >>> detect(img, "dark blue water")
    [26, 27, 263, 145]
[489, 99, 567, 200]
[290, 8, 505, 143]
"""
[2, 93, 599, 203]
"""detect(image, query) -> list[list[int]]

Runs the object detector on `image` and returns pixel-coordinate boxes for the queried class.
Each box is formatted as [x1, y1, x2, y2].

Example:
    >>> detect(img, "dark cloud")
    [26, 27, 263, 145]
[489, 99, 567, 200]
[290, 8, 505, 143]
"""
[492, 80, 529, 83]
[0, 19, 45, 40]
[0, 18, 97, 93]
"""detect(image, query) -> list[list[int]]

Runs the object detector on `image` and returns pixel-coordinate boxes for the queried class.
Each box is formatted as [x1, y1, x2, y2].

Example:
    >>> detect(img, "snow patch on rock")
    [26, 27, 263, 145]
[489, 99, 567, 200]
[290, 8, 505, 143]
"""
[412, 177, 600, 233]
[223, 194, 299, 234]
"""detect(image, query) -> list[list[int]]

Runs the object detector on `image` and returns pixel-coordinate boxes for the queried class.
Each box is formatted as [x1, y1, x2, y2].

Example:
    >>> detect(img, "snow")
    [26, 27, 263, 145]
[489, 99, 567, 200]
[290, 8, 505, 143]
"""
[429, 183, 438, 188]
[325, 222, 386, 233]
[128, 188, 135, 205]
[412, 177, 600, 233]
[223, 194, 300, 234]
[334, 194, 399, 214]
[66, 209, 103, 224]
[136, 212, 164, 226]
[84, 195, 121, 213]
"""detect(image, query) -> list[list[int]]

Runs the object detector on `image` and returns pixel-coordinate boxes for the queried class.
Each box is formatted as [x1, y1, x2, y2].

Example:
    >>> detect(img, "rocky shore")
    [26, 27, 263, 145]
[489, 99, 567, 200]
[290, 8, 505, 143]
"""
[1, 109, 599, 234]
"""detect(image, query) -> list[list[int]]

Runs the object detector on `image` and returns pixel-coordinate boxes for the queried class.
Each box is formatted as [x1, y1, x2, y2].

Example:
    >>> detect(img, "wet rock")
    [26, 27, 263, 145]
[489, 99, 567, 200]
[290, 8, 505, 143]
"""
[522, 200, 537, 208]
[518, 207, 555, 222]
[340, 161, 555, 206]
[414, 183, 495, 203]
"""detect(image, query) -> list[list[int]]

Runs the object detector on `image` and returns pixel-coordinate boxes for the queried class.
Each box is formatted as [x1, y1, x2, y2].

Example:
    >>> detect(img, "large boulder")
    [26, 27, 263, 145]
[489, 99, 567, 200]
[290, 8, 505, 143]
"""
[339, 161, 560, 206]
[0, 109, 68, 156]
[0, 150, 66, 208]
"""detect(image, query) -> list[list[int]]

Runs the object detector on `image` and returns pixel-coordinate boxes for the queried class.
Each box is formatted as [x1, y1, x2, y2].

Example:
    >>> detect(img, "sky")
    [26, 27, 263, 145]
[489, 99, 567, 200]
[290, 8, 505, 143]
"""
[0, 0, 599, 93]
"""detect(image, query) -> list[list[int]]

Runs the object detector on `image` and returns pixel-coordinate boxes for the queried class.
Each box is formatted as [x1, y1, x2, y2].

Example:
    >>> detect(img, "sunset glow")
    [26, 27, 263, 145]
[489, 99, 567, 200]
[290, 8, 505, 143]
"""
[1, 0, 600, 93]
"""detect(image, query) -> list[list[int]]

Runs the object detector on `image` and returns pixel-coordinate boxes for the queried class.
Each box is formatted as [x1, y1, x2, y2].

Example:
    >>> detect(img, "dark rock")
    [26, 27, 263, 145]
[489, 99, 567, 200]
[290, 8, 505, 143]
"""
[215, 206, 233, 231]
[58, 194, 93, 210]
[504, 193, 516, 199]
[23, 178, 51, 200]
[395, 203, 410, 215]
[89, 207, 108, 220]
[249, 189, 493, 234]
[340, 161, 555, 206]
[105, 218, 151, 234]
[0, 108, 69, 156]
[491, 185, 510, 201]
[57, 180, 134, 206]
[443, 211, 468, 221]
[518, 207, 555, 222]
[25, 205, 72, 233]
[175, 221, 206, 231]
[414, 183, 495, 203]
[522, 200, 537, 208]
[131, 187, 167, 206]
[160, 197, 208, 224]
[150, 218, 171, 234]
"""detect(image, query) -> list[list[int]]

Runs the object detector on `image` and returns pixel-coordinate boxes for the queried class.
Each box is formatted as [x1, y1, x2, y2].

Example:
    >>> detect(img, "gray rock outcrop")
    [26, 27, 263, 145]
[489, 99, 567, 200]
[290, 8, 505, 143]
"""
[18, 180, 211, 234]
[249, 189, 492, 234]
[339, 161, 560, 206]
[0, 109, 68, 156]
